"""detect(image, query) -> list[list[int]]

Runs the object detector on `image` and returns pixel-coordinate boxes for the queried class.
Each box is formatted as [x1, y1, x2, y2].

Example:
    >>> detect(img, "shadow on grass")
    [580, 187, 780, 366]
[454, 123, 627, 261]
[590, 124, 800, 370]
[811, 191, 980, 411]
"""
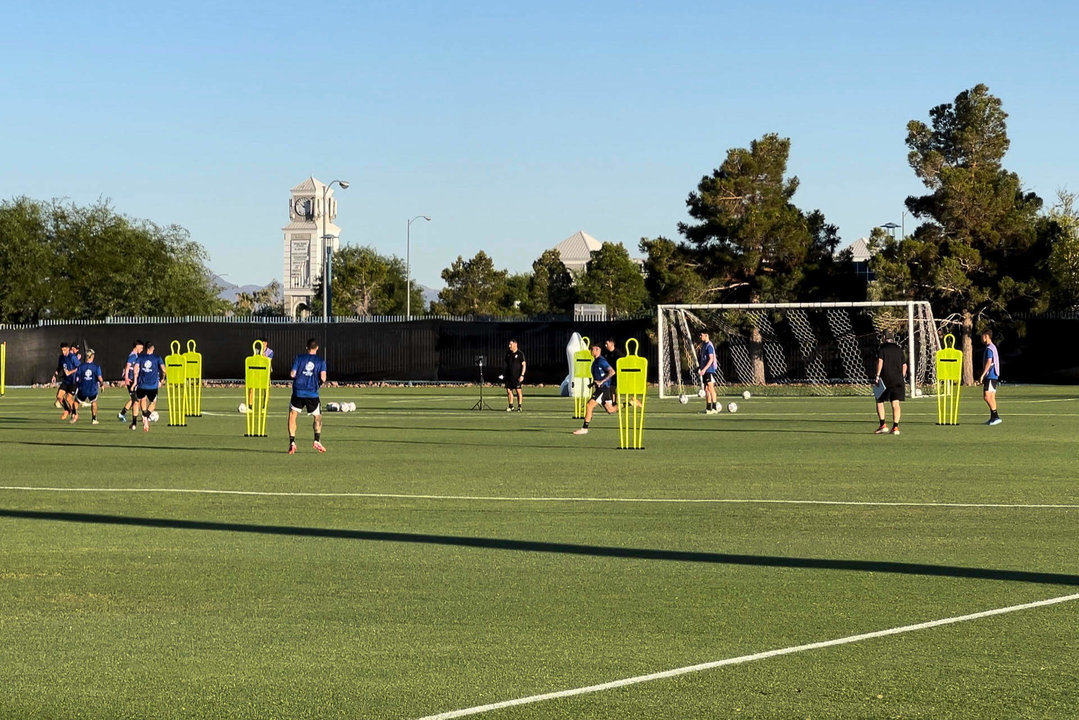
[3, 508, 1077, 587]
[0, 439, 268, 454]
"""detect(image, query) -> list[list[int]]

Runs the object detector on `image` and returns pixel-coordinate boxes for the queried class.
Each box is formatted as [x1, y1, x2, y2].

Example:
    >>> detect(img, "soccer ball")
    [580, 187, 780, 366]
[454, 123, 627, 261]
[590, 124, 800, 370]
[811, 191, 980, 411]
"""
[149, 411, 160, 422]
[238, 403, 248, 413]
[697, 388, 706, 398]
[742, 390, 752, 400]
[678, 394, 689, 405]
[326, 402, 340, 412]
[727, 402, 738, 413]
[347, 402, 356, 412]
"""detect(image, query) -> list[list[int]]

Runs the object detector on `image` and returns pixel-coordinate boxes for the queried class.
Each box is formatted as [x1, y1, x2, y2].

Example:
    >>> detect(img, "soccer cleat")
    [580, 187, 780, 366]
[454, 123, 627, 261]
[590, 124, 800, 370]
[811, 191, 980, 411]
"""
[143, 417, 150, 432]
[69, 415, 78, 424]
[515, 406, 523, 412]
[506, 406, 514, 412]
[891, 427, 901, 435]
[288, 443, 297, 455]
[118, 412, 126, 422]
[60, 411, 69, 421]
[92, 419, 99, 425]
[313, 441, 326, 453]
[874, 425, 890, 434]
[988, 417, 1002, 426]
[572, 428, 589, 435]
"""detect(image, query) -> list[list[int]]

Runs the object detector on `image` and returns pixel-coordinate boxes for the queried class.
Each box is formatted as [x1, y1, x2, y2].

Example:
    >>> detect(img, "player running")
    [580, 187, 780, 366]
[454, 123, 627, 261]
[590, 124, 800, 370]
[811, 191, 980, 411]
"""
[71, 349, 104, 425]
[572, 341, 620, 435]
[130, 341, 166, 432]
[59, 342, 81, 421]
[287, 338, 327, 454]
[118, 339, 144, 423]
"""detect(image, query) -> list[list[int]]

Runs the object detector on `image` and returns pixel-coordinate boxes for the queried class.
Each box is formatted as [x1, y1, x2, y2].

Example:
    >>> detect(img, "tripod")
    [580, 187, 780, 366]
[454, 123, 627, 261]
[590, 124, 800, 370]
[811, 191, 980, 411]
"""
[471, 357, 495, 411]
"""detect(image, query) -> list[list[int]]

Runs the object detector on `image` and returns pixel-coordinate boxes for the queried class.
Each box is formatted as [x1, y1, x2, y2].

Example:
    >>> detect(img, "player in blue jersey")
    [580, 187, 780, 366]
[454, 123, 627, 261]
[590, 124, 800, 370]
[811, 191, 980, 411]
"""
[59, 342, 82, 421]
[288, 338, 327, 454]
[697, 330, 719, 414]
[130, 341, 166, 432]
[53, 342, 71, 409]
[71, 349, 104, 425]
[118, 339, 144, 423]
[572, 341, 620, 435]
[978, 329, 1002, 425]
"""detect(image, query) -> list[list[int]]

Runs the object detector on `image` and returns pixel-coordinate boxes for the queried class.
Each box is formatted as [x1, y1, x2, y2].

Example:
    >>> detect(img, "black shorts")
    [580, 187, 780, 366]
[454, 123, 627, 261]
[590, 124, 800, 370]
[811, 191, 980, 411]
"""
[504, 376, 522, 390]
[75, 392, 98, 404]
[135, 388, 158, 403]
[983, 378, 999, 393]
[289, 394, 321, 415]
[63, 383, 78, 395]
[590, 385, 615, 405]
[701, 370, 718, 385]
[127, 381, 138, 398]
[878, 383, 906, 403]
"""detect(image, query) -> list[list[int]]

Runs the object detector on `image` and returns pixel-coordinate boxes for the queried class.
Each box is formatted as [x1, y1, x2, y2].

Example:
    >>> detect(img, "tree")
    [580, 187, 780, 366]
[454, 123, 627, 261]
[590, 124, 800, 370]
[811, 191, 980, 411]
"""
[0, 197, 56, 323]
[234, 280, 284, 316]
[677, 133, 815, 304]
[434, 251, 508, 316]
[638, 236, 705, 306]
[797, 210, 864, 302]
[310, 246, 420, 317]
[1046, 190, 1079, 308]
[576, 242, 647, 315]
[524, 249, 576, 315]
[676, 134, 823, 381]
[500, 273, 531, 315]
[0, 197, 225, 322]
[873, 84, 1046, 382]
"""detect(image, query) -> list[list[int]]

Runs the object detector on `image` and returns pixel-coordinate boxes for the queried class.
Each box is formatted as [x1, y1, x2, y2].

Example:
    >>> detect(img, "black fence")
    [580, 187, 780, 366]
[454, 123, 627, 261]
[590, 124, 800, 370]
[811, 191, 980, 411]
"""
[0, 319, 655, 386]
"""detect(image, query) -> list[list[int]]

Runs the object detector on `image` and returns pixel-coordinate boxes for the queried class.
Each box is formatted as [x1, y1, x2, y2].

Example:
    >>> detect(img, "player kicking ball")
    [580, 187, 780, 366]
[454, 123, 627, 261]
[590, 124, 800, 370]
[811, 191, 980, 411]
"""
[287, 338, 327, 454]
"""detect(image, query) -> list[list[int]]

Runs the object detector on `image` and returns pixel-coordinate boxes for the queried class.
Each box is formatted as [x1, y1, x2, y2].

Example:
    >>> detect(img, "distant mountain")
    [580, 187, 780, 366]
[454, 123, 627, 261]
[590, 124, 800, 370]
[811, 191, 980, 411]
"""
[213, 275, 277, 303]
[419, 284, 440, 306]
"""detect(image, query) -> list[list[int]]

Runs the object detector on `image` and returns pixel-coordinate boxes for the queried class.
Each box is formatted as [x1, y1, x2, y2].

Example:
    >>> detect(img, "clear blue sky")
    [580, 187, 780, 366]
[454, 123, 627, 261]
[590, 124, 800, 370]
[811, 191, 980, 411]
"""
[4, 1, 1076, 290]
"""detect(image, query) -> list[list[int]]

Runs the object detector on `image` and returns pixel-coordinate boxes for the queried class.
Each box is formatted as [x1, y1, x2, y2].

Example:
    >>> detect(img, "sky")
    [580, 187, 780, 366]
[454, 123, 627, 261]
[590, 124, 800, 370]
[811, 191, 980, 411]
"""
[3, 1, 1077, 290]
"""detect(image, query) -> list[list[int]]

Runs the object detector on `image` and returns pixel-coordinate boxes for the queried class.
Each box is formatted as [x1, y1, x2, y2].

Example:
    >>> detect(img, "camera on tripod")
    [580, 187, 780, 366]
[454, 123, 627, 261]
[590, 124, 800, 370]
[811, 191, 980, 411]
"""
[474, 355, 487, 367]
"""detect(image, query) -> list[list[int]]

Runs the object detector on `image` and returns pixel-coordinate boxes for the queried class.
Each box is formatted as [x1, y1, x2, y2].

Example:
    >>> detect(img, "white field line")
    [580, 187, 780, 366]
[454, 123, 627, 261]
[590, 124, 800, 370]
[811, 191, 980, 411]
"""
[413, 592, 1079, 720]
[0, 486, 1076, 509]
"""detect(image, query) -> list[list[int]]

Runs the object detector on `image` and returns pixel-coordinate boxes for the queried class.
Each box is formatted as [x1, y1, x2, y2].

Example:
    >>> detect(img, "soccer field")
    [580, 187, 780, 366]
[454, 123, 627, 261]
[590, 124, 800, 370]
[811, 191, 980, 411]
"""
[1, 386, 1077, 719]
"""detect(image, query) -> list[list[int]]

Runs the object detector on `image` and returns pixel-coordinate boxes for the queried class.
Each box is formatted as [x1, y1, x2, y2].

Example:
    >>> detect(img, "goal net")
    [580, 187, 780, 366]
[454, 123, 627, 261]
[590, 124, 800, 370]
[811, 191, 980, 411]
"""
[657, 301, 940, 398]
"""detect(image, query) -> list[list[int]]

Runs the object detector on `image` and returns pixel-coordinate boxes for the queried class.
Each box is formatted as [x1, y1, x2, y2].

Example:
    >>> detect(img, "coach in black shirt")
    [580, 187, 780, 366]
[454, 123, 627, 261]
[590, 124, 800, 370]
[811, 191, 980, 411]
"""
[874, 331, 907, 435]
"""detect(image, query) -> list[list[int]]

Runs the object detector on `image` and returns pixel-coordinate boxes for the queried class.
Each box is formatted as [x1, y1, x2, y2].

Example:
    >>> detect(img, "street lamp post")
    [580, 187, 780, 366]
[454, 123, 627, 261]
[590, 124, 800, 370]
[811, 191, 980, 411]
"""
[406, 215, 430, 321]
[321, 179, 349, 321]
[880, 222, 900, 239]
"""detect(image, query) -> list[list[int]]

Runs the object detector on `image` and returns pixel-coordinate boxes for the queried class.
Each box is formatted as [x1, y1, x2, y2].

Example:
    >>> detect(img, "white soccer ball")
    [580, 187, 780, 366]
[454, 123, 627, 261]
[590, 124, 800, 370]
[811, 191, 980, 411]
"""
[238, 403, 248, 413]
[347, 402, 356, 412]
[913, 388, 923, 398]
[678, 394, 689, 405]
[727, 402, 738, 413]
[149, 411, 160, 422]
[326, 402, 340, 412]
[742, 390, 752, 400]
[697, 388, 706, 398]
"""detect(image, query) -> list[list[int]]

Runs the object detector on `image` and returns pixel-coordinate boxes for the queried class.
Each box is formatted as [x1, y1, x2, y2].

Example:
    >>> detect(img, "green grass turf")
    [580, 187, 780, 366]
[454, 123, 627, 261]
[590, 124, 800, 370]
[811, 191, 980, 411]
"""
[0, 385, 1076, 719]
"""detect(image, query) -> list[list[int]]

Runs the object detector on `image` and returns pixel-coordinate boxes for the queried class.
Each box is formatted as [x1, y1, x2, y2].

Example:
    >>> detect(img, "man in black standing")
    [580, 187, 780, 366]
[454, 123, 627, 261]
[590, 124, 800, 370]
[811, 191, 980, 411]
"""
[503, 339, 526, 412]
[873, 331, 907, 435]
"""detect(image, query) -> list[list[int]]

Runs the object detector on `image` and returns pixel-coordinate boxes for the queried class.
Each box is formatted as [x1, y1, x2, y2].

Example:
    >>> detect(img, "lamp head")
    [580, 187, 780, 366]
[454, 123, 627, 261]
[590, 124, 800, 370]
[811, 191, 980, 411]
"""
[336, 180, 350, 189]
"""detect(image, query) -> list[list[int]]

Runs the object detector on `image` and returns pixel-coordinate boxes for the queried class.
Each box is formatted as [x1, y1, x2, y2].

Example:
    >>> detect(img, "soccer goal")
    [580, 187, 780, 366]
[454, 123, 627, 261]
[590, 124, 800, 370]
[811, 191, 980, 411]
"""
[657, 301, 941, 398]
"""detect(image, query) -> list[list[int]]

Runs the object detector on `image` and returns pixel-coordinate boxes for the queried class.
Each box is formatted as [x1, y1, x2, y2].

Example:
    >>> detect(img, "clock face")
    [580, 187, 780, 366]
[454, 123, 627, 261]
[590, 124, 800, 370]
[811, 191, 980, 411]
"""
[293, 197, 313, 219]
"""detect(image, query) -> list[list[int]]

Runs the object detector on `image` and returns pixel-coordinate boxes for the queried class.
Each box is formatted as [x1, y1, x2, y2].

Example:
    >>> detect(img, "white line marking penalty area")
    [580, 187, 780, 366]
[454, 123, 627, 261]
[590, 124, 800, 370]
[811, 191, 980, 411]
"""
[413, 592, 1079, 720]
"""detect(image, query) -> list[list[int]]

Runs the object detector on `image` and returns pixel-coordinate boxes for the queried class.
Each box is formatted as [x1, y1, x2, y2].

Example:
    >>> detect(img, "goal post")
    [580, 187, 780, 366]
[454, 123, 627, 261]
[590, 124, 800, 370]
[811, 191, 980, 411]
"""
[657, 301, 941, 398]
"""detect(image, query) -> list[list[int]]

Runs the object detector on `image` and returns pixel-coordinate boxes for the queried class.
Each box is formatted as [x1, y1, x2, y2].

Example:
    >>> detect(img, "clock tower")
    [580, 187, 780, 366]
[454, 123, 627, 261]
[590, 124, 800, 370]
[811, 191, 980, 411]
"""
[282, 176, 343, 317]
